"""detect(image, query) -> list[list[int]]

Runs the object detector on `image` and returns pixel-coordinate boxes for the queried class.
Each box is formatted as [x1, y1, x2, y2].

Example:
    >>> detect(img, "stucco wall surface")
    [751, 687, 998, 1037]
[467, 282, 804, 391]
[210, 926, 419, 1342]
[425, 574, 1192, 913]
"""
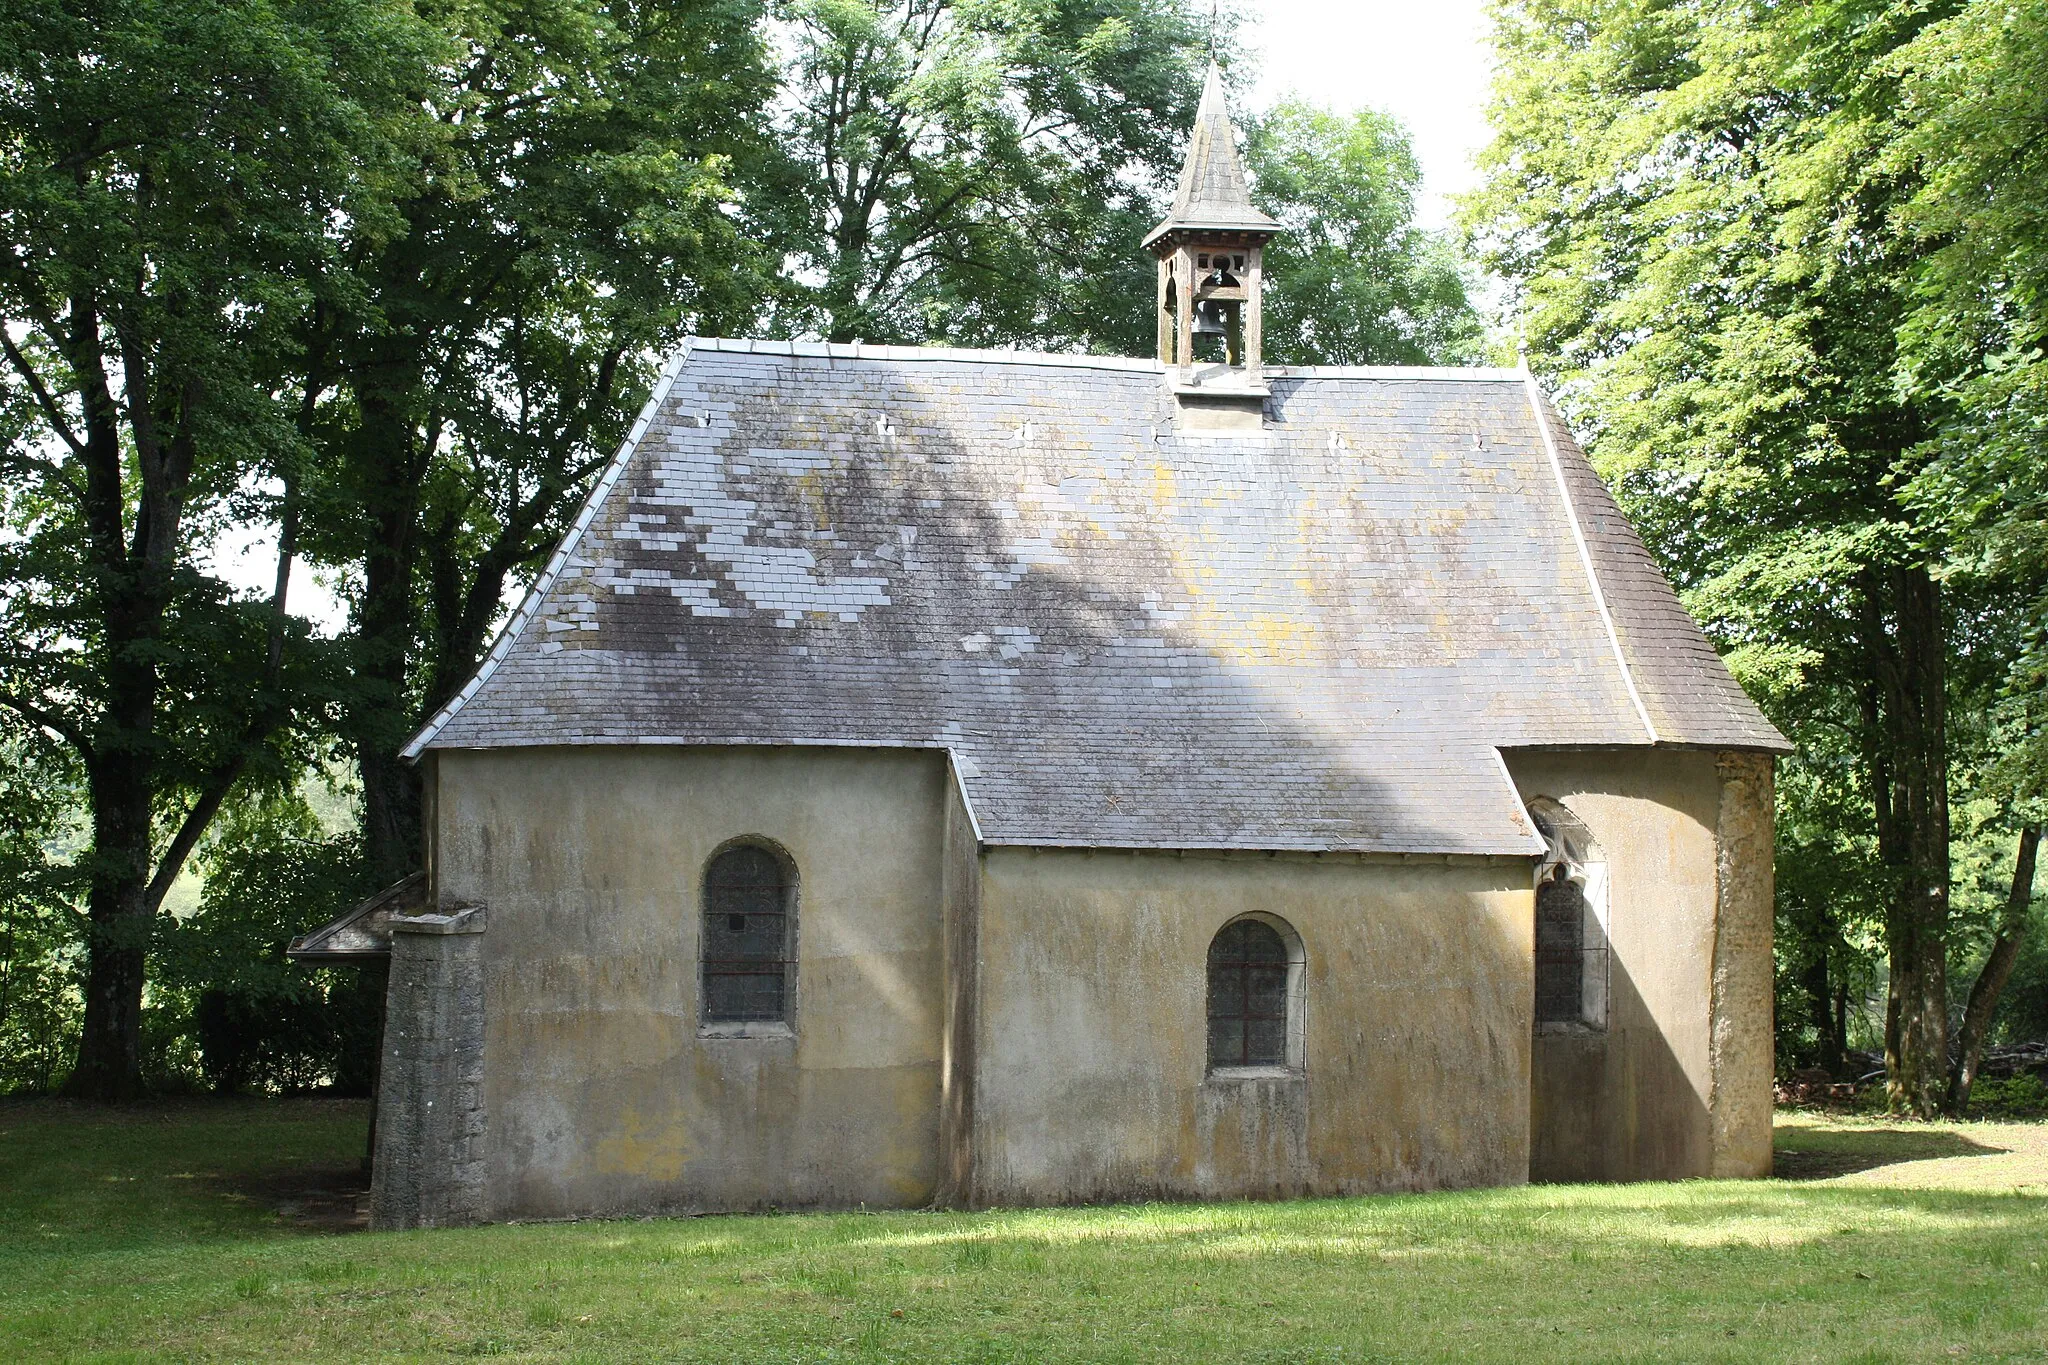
[434, 745, 948, 1220]
[1506, 748, 1746, 1183]
[967, 848, 1534, 1206]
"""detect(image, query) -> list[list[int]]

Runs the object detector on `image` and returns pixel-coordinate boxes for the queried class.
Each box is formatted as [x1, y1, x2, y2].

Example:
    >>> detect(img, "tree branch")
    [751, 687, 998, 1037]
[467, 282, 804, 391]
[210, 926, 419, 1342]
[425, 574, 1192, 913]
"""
[144, 757, 251, 916]
[0, 691, 93, 761]
[1946, 823, 2041, 1114]
[0, 327, 86, 457]
[0, 450, 86, 501]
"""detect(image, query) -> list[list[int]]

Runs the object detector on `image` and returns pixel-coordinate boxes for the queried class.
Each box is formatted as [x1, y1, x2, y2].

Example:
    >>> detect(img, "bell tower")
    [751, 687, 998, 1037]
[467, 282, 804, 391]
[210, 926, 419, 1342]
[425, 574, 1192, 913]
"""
[1145, 62, 1281, 396]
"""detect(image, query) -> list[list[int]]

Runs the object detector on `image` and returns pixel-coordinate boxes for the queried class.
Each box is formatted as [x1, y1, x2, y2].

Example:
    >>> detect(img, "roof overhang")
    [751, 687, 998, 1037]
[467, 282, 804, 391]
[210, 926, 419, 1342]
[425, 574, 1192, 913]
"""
[1142, 220, 1280, 253]
[286, 872, 427, 963]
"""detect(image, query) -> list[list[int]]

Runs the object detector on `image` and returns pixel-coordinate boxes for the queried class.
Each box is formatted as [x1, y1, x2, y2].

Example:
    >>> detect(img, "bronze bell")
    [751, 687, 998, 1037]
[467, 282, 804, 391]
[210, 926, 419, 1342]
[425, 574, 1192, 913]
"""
[1192, 298, 1230, 336]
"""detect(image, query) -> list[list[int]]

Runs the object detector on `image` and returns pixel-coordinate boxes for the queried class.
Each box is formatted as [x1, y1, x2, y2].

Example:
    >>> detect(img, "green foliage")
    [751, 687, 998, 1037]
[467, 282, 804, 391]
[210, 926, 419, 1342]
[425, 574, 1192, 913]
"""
[762, 0, 1224, 350]
[0, 0, 440, 1094]
[152, 790, 381, 1094]
[0, 742, 86, 1094]
[1885, 0, 2048, 808]
[1997, 914, 2048, 1043]
[300, 0, 780, 882]
[1468, 0, 2047, 1106]
[1773, 756, 1887, 1072]
[1248, 101, 1481, 366]
[1965, 1073, 2048, 1120]
[0, 0, 422, 773]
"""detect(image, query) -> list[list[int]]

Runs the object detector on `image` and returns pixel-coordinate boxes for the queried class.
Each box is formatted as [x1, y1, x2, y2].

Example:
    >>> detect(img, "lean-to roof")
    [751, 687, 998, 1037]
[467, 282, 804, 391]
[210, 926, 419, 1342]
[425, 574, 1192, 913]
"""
[405, 339, 1786, 856]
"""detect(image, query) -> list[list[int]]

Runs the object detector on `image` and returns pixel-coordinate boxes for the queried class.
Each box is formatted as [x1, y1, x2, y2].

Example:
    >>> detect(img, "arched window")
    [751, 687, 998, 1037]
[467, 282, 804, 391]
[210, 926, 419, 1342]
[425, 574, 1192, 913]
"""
[1206, 917, 1301, 1072]
[1528, 799, 1608, 1030]
[701, 842, 795, 1025]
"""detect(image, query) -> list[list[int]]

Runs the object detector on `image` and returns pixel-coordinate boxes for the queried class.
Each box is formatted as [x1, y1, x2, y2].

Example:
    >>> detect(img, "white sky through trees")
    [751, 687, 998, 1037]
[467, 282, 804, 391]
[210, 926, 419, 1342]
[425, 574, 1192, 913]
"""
[1244, 0, 1494, 229]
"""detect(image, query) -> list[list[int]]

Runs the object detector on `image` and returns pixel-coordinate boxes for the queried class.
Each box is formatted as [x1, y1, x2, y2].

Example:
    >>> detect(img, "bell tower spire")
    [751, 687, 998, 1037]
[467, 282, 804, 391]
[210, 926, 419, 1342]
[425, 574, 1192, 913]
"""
[1145, 62, 1280, 390]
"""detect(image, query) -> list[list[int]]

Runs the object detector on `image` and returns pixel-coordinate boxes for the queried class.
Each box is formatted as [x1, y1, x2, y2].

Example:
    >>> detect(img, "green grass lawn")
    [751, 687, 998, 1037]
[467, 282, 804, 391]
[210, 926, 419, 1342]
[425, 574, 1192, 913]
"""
[2, 1100, 2044, 1362]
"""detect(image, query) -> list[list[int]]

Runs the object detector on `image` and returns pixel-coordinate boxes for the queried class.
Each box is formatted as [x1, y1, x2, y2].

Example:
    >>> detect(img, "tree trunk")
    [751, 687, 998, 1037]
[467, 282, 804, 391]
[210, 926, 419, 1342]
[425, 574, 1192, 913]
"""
[1833, 977, 1850, 1073]
[1801, 952, 1838, 1074]
[349, 374, 428, 887]
[1946, 825, 2041, 1116]
[65, 395, 173, 1100]
[1873, 565, 1951, 1118]
[65, 746, 156, 1100]
[359, 746, 423, 888]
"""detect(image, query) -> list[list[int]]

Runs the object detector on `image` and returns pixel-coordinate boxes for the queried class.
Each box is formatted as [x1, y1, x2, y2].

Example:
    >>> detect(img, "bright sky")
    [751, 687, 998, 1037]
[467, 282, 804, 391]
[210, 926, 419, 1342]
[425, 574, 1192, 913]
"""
[1243, 0, 1496, 228]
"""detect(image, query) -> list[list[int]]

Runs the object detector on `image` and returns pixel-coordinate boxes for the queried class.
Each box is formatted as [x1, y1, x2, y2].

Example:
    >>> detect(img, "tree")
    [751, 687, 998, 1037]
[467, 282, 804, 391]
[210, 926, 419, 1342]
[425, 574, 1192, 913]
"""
[0, 0, 428, 1097]
[154, 788, 379, 1095]
[0, 737, 86, 1093]
[299, 0, 779, 882]
[1467, 0, 1997, 1113]
[1880, 0, 2048, 1109]
[1248, 101, 1481, 366]
[762, 0, 1224, 352]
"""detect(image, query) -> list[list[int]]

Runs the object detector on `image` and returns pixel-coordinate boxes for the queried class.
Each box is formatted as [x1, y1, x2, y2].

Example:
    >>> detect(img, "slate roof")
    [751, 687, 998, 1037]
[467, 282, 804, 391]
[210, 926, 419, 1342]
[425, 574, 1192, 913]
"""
[405, 339, 1787, 856]
[1143, 63, 1280, 248]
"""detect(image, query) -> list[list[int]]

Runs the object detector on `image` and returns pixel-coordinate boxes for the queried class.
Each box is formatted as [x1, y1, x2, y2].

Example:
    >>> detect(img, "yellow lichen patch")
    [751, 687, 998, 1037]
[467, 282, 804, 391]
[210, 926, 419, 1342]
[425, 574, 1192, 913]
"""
[1150, 461, 1177, 507]
[591, 1105, 689, 1183]
[1185, 603, 1321, 668]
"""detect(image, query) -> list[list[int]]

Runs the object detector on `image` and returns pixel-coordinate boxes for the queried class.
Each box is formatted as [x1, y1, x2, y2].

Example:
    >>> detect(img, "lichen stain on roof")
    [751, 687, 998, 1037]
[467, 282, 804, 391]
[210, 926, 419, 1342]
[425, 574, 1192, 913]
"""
[408, 340, 1787, 856]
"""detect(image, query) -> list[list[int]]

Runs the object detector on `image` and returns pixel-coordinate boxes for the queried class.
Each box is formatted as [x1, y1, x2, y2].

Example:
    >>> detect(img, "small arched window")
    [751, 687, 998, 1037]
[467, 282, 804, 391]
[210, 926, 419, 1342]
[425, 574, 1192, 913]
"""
[1207, 917, 1297, 1071]
[701, 843, 795, 1025]
[1528, 799, 1609, 1030]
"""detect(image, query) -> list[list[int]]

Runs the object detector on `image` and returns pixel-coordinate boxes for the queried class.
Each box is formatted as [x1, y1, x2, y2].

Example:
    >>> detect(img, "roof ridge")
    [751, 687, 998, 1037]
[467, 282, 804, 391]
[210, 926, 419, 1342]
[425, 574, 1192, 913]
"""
[685, 336, 1166, 372]
[682, 337, 1523, 381]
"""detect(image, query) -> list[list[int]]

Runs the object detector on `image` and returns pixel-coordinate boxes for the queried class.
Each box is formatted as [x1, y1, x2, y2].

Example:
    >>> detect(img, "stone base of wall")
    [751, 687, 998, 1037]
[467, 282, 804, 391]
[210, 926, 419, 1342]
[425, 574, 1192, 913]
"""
[371, 906, 487, 1230]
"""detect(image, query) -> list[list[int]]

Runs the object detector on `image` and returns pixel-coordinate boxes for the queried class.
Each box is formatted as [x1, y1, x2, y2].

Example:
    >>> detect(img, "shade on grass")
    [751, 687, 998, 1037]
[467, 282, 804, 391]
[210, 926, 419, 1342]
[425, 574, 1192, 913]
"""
[1, 1100, 2043, 1362]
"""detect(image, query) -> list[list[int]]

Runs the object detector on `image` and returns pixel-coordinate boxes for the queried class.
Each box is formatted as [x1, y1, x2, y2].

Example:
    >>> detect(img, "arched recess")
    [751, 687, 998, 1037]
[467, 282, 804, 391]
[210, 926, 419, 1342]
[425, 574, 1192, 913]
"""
[1205, 913, 1307, 1075]
[699, 837, 799, 1030]
[1526, 798, 1609, 1031]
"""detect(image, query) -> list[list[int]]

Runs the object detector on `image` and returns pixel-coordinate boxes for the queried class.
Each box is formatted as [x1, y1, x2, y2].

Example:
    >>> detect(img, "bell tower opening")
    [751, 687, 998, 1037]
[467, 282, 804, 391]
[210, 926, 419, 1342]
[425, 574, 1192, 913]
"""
[1145, 63, 1280, 400]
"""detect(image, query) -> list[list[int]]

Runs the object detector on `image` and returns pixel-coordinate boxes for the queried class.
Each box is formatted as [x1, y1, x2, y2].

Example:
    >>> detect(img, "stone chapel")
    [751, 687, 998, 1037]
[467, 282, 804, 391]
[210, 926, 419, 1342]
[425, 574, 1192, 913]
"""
[291, 65, 1788, 1229]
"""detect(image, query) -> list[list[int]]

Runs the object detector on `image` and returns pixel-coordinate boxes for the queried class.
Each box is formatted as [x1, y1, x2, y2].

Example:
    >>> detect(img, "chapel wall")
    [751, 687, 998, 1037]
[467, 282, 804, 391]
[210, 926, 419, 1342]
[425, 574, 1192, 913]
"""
[964, 848, 1534, 1206]
[431, 744, 949, 1221]
[1504, 746, 1769, 1182]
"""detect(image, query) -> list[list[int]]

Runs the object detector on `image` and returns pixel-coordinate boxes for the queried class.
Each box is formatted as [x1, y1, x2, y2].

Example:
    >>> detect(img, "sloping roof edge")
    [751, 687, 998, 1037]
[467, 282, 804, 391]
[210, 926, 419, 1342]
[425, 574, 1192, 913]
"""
[286, 871, 427, 961]
[401, 343, 695, 761]
[1520, 380, 1794, 755]
[1520, 367, 1659, 744]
